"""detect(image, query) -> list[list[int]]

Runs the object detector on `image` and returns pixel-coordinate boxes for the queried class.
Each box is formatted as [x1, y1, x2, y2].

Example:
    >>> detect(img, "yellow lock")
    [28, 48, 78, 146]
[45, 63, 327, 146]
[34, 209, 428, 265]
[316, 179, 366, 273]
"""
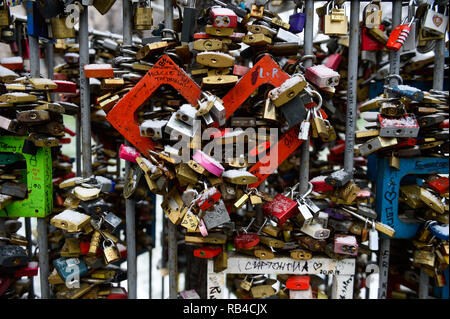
[196, 52, 235, 68]
[242, 33, 272, 46]
[203, 75, 238, 86]
[51, 16, 76, 39]
[205, 25, 234, 37]
[134, 5, 153, 30]
[193, 39, 223, 51]
[324, 4, 348, 36]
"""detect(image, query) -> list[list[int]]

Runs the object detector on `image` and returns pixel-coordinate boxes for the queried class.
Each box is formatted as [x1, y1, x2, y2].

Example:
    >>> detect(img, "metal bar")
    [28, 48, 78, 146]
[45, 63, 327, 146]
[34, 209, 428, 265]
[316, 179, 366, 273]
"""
[343, 0, 359, 174]
[24, 218, 34, 299]
[149, 249, 152, 299]
[433, 37, 445, 90]
[76, 113, 82, 177]
[79, 5, 92, 177]
[45, 41, 54, 80]
[37, 218, 50, 298]
[388, 0, 402, 88]
[378, 238, 390, 299]
[122, 0, 137, 299]
[299, 0, 314, 195]
[163, 0, 178, 300]
[419, 268, 429, 299]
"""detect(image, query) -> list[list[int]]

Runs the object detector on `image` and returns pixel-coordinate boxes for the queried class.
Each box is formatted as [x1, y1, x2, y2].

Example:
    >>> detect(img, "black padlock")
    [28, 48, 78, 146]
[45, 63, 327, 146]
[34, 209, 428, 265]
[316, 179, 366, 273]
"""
[0, 245, 28, 268]
[325, 168, 354, 188]
[0, 182, 28, 199]
[280, 94, 307, 128]
[22, 139, 39, 156]
[37, 0, 65, 19]
[142, 36, 163, 45]
[78, 197, 113, 216]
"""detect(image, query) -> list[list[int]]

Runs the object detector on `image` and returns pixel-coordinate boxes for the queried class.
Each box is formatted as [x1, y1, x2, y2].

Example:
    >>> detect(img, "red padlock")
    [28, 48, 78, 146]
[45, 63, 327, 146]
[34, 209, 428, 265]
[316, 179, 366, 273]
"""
[286, 275, 310, 290]
[106, 287, 128, 299]
[234, 233, 260, 249]
[439, 119, 449, 129]
[361, 26, 385, 51]
[79, 241, 90, 255]
[428, 177, 449, 194]
[262, 194, 299, 226]
[330, 143, 345, 155]
[53, 80, 77, 94]
[310, 176, 334, 192]
[324, 52, 343, 70]
[193, 245, 223, 259]
[249, 140, 271, 158]
[386, 20, 413, 51]
[194, 32, 211, 40]
[196, 187, 221, 211]
[233, 64, 250, 77]
[210, 7, 237, 28]
[13, 262, 39, 278]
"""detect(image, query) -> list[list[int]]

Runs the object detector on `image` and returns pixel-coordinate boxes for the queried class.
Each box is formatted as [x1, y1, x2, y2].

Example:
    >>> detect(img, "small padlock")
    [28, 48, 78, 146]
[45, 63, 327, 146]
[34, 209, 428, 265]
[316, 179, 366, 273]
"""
[103, 239, 120, 264]
[289, 3, 306, 34]
[422, 2, 448, 35]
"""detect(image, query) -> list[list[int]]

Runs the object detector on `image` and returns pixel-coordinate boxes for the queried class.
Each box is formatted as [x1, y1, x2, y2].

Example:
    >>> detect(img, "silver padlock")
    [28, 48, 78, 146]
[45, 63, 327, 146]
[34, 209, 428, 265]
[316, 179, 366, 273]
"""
[140, 119, 167, 139]
[300, 220, 330, 239]
[176, 104, 198, 126]
[305, 64, 340, 88]
[165, 113, 199, 139]
[276, 28, 300, 43]
[202, 200, 231, 230]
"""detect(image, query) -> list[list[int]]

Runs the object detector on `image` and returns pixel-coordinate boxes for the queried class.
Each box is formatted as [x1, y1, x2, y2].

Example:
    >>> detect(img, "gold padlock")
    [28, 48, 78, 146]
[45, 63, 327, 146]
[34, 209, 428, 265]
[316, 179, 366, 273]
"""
[251, 285, 276, 298]
[134, 2, 153, 30]
[413, 249, 435, 268]
[103, 239, 120, 264]
[338, 181, 361, 205]
[0, 1, 11, 27]
[203, 75, 238, 86]
[88, 230, 102, 256]
[193, 39, 223, 51]
[93, 0, 117, 15]
[205, 25, 234, 37]
[51, 16, 76, 39]
[213, 245, 228, 273]
[324, 5, 348, 36]
[250, 4, 264, 18]
[242, 33, 272, 46]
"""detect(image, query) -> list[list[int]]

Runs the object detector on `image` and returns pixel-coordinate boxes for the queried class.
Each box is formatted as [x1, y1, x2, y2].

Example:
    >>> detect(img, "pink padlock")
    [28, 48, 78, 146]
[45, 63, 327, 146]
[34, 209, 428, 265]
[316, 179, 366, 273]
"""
[198, 218, 209, 237]
[192, 150, 224, 177]
[334, 234, 358, 256]
[119, 144, 140, 163]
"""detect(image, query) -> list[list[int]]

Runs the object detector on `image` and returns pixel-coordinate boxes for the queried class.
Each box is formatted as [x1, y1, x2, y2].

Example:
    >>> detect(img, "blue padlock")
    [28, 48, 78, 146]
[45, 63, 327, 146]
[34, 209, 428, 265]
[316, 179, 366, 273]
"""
[26, 1, 49, 39]
[289, 6, 306, 34]
[429, 222, 449, 241]
[384, 84, 424, 102]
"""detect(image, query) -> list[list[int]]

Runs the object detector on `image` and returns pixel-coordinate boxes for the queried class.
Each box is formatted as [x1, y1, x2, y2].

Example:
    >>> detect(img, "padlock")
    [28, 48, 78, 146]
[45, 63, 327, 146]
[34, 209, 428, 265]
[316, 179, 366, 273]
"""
[359, 136, 398, 156]
[196, 186, 221, 211]
[323, 2, 348, 36]
[300, 221, 330, 240]
[422, 2, 448, 35]
[0, 1, 10, 27]
[428, 176, 449, 194]
[222, 170, 258, 185]
[102, 239, 120, 264]
[204, 25, 235, 37]
[250, 4, 264, 18]
[202, 200, 231, 230]
[134, 0, 153, 30]
[242, 33, 272, 46]
[378, 113, 420, 138]
[413, 249, 435, 268]
[51, 15, 76, 39]
[334, 234, 358, 256]
[263, 194, 299, 226]
[269, 74, 307, 107]
[93, 0, 117, 15]
[386, 18, 414, 51]
[363, 0, 382, 28]
[193, 246, 222, 259]
[0, 245, 28, 268]
[286, 275, 310, 290]
[210, 7, 237, 28]
[88, 230, 101, 256]
[50, 210, 91, 233]
[289, 4, 306, 33]
[290, 249, 313, 260]
[192, 150, 224, 177]
[361, 26, 385, 51]
[305, 64, 340, 88]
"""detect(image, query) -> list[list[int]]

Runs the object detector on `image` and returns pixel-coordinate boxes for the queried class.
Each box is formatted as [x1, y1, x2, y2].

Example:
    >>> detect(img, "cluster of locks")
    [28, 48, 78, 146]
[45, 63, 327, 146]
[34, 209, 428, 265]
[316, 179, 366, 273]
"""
[0, 0, 449, 300]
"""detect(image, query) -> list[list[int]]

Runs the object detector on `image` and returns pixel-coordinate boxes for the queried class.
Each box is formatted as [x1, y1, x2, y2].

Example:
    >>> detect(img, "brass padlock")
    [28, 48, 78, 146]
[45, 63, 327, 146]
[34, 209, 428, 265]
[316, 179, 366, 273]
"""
[324, 3, 348, 36]
[250, 4, 264, 18]
[103, 239, 120, 264]
[93, 0, 117, 15]
[338, 181, 361, 205]
[88, 230, 101, 256]
[0, 1, 11, 27]
[51, 16, 76, 39]
[193, 39, 223, 51]
[134, 1, 153, 30]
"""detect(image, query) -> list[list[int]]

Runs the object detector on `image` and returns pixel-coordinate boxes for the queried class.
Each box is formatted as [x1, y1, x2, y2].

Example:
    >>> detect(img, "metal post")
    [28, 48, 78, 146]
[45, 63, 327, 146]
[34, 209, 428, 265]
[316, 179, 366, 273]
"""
[299, 0, 314, 194]
[149, 249, 152, 299]
[343, 1, 359, 174]
[26, 0, 49, 299]
[388, 0, 402, 88]
[378, 237, 390, 299]
[25, 218, 34, 299]
[45, 41, 54, 80]
[79, 4, 92, 177]
[122, 0, 137, 299]
[419, 269, 429, 299]
[433, 38, 445, 90]
[163, 0, 178, 300]
[37, 218, 50, 298]
[378, 0, 403, 299]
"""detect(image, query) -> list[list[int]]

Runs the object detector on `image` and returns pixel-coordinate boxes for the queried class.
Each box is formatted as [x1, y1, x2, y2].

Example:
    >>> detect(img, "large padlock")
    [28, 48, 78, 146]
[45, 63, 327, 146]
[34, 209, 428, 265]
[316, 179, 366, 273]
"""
[323, 2, 348, 36]
[134, 0, 153, 30]
[202, 200, 231, 230]
[51, 16, 76, 39]
[361, 26, 385, 51]
[263, 194, 299, 226]
[386, 18, 414, 51]
[422, 2, 448, 35]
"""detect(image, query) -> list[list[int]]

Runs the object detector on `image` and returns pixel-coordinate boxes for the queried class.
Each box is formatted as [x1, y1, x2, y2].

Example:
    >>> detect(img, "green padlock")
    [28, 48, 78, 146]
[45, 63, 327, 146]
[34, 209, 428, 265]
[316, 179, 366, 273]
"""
[0, 136, 52, 218]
